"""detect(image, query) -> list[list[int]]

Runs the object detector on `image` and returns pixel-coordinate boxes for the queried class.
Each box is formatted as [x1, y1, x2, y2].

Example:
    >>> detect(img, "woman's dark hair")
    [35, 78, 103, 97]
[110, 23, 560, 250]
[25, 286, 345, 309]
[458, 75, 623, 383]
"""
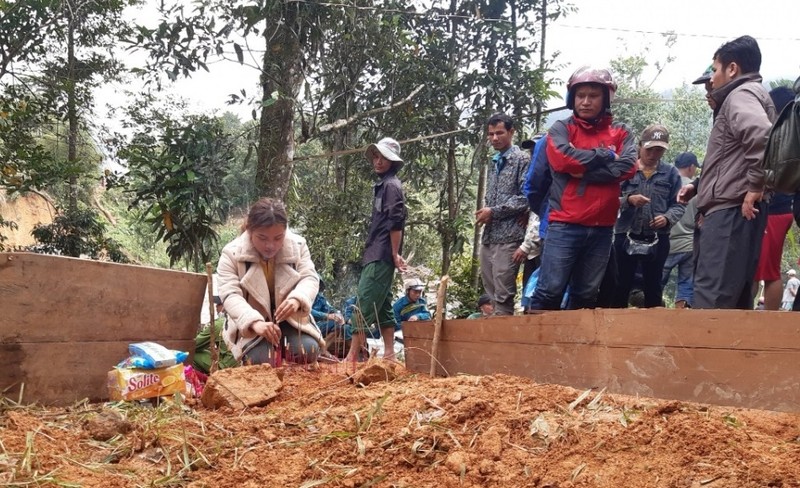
[244, 198, 288, 231]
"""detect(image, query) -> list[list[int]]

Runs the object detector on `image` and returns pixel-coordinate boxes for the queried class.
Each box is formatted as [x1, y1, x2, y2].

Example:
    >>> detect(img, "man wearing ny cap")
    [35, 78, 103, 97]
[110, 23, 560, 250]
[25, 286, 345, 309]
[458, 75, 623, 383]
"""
[678, 35, 776, 309]
[392, 278, 431, 326]
[345, 137, 408, 363]
[476, 113, 530, 315]
[612, 124, 684, 308]
[661, 152, 700, 308]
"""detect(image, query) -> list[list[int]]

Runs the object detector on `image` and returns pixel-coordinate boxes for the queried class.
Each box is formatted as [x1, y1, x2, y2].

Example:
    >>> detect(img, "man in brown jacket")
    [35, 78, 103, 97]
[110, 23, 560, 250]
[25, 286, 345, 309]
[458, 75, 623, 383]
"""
[678, 35, 776, 309]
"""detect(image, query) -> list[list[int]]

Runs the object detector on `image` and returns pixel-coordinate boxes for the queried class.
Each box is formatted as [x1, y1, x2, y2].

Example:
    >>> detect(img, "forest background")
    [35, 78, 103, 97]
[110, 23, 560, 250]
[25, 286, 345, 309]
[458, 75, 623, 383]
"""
[1, 0, 797, 317]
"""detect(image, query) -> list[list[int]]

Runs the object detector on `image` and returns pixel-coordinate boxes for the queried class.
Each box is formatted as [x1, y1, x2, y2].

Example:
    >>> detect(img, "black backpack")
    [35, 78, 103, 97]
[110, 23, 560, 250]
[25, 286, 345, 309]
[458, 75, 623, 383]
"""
[763, 82, 800, 193]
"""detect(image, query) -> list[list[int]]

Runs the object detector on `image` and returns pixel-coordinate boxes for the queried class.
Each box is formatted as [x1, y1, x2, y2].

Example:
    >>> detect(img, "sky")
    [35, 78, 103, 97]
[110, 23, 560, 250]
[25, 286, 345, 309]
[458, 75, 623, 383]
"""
[98, 0, 800, 126]
[548, 0, 800, 91]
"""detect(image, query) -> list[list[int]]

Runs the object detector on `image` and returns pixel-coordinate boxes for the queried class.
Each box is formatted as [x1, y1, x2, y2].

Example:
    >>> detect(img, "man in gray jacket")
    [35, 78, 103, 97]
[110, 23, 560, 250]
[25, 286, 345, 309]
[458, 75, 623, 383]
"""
[476, 113, 530, 315]
[678, 35, 776, 309]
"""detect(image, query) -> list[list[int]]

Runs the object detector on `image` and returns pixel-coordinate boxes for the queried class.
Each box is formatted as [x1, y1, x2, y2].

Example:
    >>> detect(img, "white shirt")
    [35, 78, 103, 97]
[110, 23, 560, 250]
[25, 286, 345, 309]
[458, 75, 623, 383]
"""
[781, 277, 800, 305]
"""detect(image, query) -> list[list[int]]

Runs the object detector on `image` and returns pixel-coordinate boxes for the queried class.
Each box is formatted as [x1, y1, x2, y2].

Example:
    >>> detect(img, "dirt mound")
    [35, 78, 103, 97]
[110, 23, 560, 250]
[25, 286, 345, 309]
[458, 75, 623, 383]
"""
[1, 366, 799, 487]
[0, 191, 55, 247]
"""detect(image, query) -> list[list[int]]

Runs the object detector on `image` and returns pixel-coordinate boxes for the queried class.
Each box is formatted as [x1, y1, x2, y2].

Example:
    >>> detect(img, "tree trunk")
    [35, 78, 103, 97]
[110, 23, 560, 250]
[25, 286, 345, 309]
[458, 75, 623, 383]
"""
[470, 141, 487, 290]
[535, 0, 548, 132]
[256, 3, 303, 201]
[442, 135, 457, 275]
[66, 3, 78, 213]
[440, 0, 459, 277]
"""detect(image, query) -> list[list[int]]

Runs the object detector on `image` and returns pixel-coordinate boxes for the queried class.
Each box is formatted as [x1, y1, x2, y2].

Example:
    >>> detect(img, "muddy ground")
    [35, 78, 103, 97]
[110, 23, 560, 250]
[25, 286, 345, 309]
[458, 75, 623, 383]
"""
[1, 362, 799, 487]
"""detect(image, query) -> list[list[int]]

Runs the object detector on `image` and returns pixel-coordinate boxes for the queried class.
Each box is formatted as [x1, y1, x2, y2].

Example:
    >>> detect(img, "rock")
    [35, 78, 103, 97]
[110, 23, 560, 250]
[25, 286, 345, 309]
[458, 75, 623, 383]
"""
[445, 450, 467, 475]
[83, 409, 131, 441]
[479, 427, 504, 461]
[351, 360, 400, 386]
[200, 364, 283, 409]
[447, 391, 463, 404]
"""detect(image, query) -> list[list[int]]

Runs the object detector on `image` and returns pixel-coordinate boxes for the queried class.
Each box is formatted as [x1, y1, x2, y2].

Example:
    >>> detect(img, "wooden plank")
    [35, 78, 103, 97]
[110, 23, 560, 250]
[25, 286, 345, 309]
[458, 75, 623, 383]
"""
[0, 252, 207, 405]
[0, 252, 206, 341]
[403, 309, 800, 412]
[1, 340, 194, 405]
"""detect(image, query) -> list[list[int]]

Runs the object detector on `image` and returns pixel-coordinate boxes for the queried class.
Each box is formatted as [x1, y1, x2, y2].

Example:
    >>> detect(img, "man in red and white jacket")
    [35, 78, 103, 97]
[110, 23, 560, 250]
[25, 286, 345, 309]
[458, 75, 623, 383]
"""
[527, 66, 637, 310]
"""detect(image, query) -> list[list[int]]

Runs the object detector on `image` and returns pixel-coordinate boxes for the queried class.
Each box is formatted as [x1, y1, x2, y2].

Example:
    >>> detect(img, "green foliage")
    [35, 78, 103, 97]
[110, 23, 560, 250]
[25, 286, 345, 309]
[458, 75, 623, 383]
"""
[610, 46, 711, 163]
[0, 214, 19, 252]
[662, 84, 711, 162]
[0, 90, 58, 195]
[101, 187, 171, 268]
[0, 0, 60, 81]
[121, 113, 236, 271]
[29, 207, 128, 262]
[446, 252, 482, 319]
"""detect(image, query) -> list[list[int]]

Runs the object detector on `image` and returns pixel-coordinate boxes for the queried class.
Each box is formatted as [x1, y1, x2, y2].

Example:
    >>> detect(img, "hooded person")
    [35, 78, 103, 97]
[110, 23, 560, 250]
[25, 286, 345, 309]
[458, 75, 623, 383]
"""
[344, 137, 408, 364]
[526, 66, 638, 311]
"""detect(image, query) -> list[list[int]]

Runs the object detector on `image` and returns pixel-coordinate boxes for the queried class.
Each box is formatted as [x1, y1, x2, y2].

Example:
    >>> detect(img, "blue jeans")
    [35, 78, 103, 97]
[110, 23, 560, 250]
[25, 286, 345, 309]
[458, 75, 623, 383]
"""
[528, 222, 613, 310]
[662, 251, 694, 305]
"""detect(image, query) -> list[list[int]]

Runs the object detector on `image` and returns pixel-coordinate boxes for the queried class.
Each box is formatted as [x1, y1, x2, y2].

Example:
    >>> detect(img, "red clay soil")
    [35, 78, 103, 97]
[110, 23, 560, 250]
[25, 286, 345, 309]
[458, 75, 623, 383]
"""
[1, 361, 799, 487]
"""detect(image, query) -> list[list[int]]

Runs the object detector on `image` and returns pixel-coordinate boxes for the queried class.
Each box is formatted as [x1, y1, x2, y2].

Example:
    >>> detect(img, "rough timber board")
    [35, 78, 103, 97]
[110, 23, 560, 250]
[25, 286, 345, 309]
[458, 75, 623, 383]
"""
[403, 309, 800, 412]
[2, 340, 194, 404]
[0, 252, 207, 405]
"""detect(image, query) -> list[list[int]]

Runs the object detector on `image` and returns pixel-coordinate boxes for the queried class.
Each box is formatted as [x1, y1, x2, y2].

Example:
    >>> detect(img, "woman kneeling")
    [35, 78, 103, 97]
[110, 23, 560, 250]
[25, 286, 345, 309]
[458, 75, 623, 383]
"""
[217, 198, 324, 366]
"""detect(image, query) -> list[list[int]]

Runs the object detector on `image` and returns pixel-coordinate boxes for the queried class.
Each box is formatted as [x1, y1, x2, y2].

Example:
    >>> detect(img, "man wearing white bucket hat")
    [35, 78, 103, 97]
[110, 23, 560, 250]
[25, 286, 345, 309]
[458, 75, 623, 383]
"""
[345, 137, 408, 363]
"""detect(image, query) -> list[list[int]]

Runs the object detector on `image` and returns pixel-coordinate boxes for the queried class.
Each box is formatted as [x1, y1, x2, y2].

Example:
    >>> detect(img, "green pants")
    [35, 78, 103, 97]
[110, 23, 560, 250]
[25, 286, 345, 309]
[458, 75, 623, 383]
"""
[353, 260, 396, 331]
[193, 318, 239, 374]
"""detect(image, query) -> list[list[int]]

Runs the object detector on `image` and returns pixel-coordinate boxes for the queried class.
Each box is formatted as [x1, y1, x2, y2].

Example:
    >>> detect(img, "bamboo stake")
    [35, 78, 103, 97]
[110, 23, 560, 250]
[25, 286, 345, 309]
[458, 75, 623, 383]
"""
[430, 275, 450, 377]
[205, 263, 220, 373]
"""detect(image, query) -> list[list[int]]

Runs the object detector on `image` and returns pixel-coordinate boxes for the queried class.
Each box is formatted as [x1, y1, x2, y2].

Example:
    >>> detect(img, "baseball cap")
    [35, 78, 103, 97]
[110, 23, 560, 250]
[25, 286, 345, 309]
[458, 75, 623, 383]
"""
[477, 294, 491, 307]
[787, 269, 796, 276]
[674, 152, 700, 169]
[404, 278, 424, 291]
[641, 124, 669, 150]
[692, 65, 713, 85]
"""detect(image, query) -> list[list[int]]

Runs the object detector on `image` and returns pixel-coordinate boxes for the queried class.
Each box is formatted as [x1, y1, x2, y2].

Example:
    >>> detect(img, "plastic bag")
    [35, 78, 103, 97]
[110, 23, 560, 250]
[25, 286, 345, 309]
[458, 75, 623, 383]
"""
[127, 342, 188, 369]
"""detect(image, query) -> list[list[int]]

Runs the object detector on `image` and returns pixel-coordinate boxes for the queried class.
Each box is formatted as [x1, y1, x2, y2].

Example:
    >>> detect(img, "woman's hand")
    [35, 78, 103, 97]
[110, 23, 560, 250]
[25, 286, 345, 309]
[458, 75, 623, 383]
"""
[274, 298, 300, 323]
[252, 320, 281, 345]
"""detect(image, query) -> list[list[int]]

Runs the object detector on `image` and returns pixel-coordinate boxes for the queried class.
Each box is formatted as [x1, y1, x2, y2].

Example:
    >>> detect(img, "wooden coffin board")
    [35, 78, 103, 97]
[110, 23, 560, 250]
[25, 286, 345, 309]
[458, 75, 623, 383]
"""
[0, 252, 207, 405]
[404, 308, 800, 412]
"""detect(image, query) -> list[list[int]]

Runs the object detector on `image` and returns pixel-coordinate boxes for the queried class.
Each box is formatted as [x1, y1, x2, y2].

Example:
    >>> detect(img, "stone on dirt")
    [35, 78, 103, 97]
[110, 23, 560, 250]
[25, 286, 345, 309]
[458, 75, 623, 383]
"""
[351, 360, 401, 386]
[83, 409, 131, 441]
[201, 364, 283, 409]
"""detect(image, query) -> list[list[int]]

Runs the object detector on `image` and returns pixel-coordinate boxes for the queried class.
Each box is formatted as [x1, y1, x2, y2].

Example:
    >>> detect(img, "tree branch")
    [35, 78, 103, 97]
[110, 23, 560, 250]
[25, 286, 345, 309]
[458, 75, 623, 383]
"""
[315, 84, 425, 134]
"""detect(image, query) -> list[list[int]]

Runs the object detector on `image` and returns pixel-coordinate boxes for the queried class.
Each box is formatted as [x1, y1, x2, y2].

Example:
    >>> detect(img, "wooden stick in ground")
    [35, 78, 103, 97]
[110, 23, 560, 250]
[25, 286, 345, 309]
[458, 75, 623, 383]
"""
[430, 275, 450, 377]
[205, 262, 220, 373]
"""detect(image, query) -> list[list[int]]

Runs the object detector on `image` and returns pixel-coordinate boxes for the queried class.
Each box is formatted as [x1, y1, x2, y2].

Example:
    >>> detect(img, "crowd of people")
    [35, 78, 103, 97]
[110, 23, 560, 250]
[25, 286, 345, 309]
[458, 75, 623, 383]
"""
[203, 34, 799, 370]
